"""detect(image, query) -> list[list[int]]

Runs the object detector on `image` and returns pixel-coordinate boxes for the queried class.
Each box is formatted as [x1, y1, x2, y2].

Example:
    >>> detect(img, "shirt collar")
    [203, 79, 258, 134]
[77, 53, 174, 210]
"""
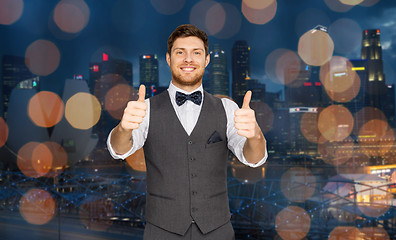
[168, 81, 204, 106]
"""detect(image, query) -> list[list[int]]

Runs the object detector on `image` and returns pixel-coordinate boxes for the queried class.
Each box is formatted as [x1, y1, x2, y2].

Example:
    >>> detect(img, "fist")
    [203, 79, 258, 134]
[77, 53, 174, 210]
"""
[234, 90, 260, 139]
[120, 85, 147, 131]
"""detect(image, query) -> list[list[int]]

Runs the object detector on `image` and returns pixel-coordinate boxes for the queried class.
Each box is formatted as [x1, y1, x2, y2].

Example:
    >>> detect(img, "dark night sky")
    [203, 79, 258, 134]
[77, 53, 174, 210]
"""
[1, 0, 396, 95]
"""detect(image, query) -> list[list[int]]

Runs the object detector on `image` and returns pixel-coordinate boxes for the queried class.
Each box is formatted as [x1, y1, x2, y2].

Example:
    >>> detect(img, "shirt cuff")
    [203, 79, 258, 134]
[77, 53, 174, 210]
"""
[238, 138, 268, 168]
[106, 128, 136, 160]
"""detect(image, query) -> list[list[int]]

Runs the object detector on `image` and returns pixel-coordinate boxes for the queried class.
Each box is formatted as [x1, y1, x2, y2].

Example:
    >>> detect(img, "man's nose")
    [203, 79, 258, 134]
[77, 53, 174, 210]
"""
[184, 53, 193, 63]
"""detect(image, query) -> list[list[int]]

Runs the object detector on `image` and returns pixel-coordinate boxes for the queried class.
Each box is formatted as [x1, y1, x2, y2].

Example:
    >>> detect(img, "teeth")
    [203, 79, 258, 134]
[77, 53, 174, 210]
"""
[182, 67, 194, 71]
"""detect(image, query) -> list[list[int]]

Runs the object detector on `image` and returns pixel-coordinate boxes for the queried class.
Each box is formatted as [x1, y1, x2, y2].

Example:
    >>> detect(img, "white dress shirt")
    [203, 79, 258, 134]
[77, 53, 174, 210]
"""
[107, 82, 267, 168]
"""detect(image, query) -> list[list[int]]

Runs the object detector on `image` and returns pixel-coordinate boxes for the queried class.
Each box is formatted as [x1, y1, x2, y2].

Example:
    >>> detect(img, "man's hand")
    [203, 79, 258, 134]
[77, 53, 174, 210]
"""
[234, 90, 267, 165]
[120, 84, 147, 131]
[234, 91, 260, 139]
[110, 85, 147, 155]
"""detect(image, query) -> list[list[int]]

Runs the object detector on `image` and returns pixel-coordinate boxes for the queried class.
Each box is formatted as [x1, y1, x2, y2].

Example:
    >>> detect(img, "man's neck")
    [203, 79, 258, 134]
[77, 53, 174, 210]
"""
[171, 80, 202, 93]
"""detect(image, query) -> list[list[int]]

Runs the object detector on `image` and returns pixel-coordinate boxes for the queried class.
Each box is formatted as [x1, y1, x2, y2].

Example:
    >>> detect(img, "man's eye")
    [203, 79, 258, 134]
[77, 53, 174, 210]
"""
[176, 51, 183, 54]
[194, 52, 201, 55]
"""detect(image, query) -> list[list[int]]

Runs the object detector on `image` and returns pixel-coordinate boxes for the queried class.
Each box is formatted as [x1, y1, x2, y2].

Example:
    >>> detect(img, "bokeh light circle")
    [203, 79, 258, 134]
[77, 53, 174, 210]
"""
[65, 92, 101, 130]
[360, 227, 390, 239]
[298, 28, 334, 66]
[276, 50, 302, 87]
[340, 0, 364, 5]
[0, 117, 8, 147]
[191, 0, 242, 38]
[54, 0, 90, 34]
[266, 48, 300, 85]
[19, 189, 56, 225]
[126, 148, 146, 172]
[205, 2, 226, 36]
[275, 206, 311, 240]
[324, 0, 354, 12]
[318, 105, 353, 141]
[25, 40, 61, 76]
[243, 0, 275, 10]
[212, 3, 242, 39]
[79, 197, 114, 231]
[105, 84, 136, 120]
[329, 18, 362, 54]
[28, 91, 64, 128]
[31, 143, 53, 177]
[241, 0, 277, 25]
[17, 142, 54, 178]
[357, 120, 392, 158]
[190, 0, 241, 38]
[150, 0, 185, 15]
[319, 56, 361, 102]
[0, 0, 23, 25]
[43, 141, 68, 177]
[354, 107, 388, 138]
[300, 112, 321, 143]
[318, 137, 355, 166]
[329, 227, 362, 239]
[281, 167, 316, 202]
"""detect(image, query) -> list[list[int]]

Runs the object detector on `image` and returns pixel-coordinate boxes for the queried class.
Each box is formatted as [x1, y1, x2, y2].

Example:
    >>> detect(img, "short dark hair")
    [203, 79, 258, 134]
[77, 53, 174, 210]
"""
[167, 24, 209, 56]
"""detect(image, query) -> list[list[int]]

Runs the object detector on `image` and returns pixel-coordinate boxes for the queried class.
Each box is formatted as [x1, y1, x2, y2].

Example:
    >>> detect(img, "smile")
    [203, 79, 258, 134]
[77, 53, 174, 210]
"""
[180, 67, 196, 72]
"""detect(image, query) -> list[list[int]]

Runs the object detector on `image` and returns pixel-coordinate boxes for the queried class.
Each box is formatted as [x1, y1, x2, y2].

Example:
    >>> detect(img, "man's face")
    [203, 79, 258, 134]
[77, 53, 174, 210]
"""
[166, 36, 210, 90]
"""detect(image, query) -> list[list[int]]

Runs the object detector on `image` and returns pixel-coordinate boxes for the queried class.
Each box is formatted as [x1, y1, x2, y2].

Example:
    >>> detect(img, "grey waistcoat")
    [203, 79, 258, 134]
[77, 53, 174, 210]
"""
[143, 90, 230, 235]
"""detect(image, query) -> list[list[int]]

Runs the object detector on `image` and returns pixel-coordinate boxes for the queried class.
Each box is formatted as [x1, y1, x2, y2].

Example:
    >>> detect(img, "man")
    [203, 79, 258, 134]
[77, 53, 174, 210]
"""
[107, 24, 267, 240]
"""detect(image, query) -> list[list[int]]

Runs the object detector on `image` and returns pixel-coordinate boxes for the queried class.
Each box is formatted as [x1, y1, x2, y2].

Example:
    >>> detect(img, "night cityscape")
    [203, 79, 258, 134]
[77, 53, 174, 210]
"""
[0, 0, 396, 239]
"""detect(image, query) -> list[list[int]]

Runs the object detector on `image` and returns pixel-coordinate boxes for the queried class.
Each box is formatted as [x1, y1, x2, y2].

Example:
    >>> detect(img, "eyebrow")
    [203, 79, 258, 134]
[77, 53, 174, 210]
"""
[173, 47, 204, 52]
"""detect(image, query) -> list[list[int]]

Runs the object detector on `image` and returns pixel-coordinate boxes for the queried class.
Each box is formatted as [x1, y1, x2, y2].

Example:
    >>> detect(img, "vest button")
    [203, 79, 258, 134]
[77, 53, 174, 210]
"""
[191, 173, 197, 178]
[190, 157, 195, 161]
[192, 191, 197, 195]
[188, 141, 193, 145]
[192, 207, 198, 212]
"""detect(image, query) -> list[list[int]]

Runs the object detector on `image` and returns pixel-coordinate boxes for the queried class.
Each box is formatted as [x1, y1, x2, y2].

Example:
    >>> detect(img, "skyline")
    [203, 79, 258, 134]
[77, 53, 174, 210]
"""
[2, 0, 396, 95]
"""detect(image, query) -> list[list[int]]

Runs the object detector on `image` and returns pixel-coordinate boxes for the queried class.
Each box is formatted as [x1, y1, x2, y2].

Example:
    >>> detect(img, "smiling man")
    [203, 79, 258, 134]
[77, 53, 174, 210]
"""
[107, 24, 267, 240]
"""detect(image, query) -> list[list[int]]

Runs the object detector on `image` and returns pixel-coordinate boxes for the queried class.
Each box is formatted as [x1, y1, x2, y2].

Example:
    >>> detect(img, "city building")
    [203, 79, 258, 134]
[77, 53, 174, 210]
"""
[232, 40, 250, 106]
[1, 55, 39, 119]
[139, 54, 159, 98]
[208, 44, 229, 96]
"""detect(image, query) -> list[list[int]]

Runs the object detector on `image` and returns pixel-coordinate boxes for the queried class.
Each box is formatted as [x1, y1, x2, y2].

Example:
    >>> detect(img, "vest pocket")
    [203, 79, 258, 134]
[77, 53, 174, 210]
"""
[208, 190, 227, 199]
[148, 192, 175, 200]
[205, 140, 224, 149]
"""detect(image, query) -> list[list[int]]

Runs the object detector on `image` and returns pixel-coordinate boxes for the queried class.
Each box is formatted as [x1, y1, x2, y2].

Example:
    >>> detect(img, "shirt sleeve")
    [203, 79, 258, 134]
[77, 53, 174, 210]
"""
[106, 99, 150, 160]
[222, 98, 268, 168]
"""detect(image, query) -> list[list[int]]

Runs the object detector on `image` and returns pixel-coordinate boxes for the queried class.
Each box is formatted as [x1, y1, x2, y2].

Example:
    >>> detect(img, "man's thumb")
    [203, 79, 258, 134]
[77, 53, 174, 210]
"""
[242, 90, 252, 109]
[138, 85, 146, 102]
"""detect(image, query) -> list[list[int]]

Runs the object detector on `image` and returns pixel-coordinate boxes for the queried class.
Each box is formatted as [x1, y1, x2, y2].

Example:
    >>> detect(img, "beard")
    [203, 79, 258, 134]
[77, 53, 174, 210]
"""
[171, 67, 205, 87]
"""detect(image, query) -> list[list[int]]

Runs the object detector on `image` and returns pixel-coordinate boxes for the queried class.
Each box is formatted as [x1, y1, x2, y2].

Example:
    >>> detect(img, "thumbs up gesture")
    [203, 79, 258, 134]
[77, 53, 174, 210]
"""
[234, 91, 260, 139]
[120, 84, 147, 131]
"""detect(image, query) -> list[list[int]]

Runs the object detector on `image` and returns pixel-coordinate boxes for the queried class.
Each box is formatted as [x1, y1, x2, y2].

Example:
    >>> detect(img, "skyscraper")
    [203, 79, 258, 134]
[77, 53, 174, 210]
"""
[1, 55, 39, 119]
[232, 40, 250, 106]
[89, 54, 134, 150]
[208, 44, 229, 96]
[139, 54, 159, 98]
[360, 29, 394, 126]
[361, 29, 386, 101]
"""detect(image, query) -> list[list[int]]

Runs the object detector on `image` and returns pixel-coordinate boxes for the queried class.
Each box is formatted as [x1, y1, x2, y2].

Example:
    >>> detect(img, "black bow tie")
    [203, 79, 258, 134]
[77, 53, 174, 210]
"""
[175, 91, 202, 106]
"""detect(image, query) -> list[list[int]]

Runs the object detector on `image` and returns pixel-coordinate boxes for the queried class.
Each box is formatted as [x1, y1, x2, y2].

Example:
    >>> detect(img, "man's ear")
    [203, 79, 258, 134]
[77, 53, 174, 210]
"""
[166, 52, 171, 67]
[205, 53, 210, 67]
